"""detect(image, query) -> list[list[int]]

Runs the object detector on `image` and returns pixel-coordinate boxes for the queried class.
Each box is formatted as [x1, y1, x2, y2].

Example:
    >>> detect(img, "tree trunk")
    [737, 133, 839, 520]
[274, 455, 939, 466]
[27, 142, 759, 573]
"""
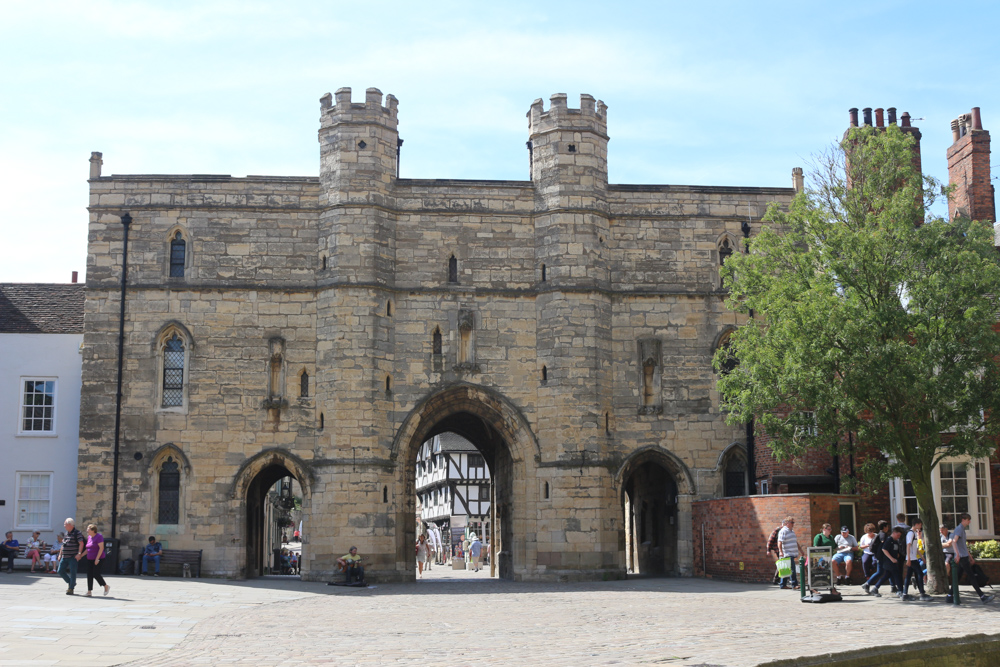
[910, 474, 947, 594]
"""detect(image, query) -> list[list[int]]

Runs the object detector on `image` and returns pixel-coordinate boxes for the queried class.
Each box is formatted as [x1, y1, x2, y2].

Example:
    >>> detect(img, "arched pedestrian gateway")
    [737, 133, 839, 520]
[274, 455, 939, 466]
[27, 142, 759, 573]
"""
[392, 383, 538, 581]
[230, 449, 312, 578]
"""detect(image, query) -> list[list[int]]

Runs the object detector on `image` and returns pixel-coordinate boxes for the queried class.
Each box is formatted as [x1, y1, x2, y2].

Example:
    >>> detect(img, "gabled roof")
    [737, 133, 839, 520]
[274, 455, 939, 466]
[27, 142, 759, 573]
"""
[437, 432, 480, 453]
[0, 283, 86, 334]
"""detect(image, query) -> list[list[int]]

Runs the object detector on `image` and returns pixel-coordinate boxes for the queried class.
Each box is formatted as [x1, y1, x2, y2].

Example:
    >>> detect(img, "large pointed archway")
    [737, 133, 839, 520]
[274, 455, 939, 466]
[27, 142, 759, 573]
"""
[393, 383, 539, 581]
[230, 449, 313, 578]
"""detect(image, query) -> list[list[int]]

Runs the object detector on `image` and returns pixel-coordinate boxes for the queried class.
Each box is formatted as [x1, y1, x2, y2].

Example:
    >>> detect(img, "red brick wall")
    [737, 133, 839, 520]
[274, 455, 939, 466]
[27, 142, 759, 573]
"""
[692, 494, 861, 583]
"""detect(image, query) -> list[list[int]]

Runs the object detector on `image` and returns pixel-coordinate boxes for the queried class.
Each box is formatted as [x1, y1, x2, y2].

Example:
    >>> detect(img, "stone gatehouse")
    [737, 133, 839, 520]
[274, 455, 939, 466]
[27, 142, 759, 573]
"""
[78, 88, 796, 581]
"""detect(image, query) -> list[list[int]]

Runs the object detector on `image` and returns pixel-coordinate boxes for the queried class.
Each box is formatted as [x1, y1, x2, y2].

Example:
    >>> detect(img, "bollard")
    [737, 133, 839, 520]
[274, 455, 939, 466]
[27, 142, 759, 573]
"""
[799, 557, 807, 598]
[952, 561, 960, 605]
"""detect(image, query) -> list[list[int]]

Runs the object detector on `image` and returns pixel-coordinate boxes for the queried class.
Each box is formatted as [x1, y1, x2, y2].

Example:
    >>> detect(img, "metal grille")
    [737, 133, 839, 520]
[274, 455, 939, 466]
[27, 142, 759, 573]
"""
[158, 459, 180, 524]
[170, 235, 186, 277]
[162, 335, 185, 407]
[21, 380, 55, 431]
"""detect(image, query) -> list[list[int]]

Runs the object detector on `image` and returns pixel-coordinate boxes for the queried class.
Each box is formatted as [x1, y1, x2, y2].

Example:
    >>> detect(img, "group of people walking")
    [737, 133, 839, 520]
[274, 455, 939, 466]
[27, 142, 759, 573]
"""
[768, 512, 994, 604]
[1, 518, 111, 596]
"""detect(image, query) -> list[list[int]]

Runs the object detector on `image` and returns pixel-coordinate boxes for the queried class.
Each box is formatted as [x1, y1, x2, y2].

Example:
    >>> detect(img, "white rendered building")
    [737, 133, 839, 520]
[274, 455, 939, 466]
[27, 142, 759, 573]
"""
[0, 284, 84, 553]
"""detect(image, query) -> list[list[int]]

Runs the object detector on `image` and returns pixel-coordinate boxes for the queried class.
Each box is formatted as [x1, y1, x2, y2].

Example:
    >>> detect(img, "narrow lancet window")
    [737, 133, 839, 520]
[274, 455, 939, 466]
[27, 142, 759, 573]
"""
[158, 457, 180, 524]
[162, 334, 185, 407]
[448, 255, 458, 283]
[170, 232, 186, 278]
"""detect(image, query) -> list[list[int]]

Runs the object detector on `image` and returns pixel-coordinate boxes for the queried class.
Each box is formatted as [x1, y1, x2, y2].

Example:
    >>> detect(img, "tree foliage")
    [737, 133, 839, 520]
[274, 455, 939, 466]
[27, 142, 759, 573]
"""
[715, 125, 1000, 591]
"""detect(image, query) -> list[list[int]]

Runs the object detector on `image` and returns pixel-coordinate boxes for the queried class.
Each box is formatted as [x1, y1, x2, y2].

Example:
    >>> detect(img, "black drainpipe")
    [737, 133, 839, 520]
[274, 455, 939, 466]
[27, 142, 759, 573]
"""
[110, 212, 132, 540]
[396, 138, 403, 178]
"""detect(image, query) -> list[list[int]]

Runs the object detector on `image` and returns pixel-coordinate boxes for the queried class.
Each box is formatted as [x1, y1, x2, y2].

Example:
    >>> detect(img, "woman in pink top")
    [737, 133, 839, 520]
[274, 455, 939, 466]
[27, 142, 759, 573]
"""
[84, 524, 110, 597]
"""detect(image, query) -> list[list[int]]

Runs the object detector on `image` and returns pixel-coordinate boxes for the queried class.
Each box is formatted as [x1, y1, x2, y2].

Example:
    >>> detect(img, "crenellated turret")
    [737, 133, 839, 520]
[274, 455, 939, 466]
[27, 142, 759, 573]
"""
[528, 93, 609, 206]
[318, 87, 399, 207]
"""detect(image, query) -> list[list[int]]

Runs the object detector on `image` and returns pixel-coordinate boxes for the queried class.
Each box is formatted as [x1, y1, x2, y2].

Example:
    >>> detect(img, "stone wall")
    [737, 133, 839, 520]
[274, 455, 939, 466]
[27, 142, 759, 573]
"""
[78, 89, 796, 581]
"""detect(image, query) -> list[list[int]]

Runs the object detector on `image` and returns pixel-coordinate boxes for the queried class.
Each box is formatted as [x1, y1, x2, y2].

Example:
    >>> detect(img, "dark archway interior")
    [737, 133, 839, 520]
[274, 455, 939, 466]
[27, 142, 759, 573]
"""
[623, 460, 678, 575]
[246, 462, 296, 578]
[407, 410, 515, 580]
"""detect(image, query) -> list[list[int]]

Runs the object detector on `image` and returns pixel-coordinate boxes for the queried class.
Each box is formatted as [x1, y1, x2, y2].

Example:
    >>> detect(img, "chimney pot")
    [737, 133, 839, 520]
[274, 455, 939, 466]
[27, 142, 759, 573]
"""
[875, 108, 885, 127]
[862, 108, 873, 126]
[71, 271, 78, 284]
[901, 112, 911, 128]
[971, 107, 983, 131]
[951, 119, 961, 143]
[887, 107, 897, 125]
[849, 108, 859, 127]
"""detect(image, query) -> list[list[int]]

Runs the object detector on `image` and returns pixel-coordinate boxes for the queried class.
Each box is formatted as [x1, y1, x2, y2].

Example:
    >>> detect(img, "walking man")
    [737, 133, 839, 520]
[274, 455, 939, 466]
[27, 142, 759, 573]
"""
[902, 517, 931, 601]
[766, 521, 784, 585]
[57, 518, 86, 595]
[777, 516, 800, 589]
[948, 513, 994, 604]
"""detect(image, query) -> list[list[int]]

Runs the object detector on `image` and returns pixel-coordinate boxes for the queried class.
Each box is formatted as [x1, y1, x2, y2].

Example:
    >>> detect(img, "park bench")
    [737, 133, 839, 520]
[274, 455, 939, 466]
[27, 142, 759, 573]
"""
[133, 547, 203, 577]
[5, 543, 48, 570]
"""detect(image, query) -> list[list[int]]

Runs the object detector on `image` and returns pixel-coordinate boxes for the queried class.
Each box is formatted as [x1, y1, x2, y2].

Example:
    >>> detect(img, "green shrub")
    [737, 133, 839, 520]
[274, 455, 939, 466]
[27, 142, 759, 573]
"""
[970, 540, 1000, 559]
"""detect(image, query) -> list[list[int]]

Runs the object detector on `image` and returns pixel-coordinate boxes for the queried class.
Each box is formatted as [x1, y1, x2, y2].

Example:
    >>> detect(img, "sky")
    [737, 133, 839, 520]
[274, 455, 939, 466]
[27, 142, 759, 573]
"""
[2, 0, 998, 283]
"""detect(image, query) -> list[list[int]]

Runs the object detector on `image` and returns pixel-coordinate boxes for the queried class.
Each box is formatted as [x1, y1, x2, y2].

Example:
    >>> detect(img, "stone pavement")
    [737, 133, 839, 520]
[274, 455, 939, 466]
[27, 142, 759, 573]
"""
[1, 569, 998, 666]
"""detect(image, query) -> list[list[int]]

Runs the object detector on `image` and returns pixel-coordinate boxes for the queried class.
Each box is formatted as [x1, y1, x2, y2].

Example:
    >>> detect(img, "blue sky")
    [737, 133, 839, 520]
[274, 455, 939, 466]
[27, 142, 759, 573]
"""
[2, 0, 997, 283]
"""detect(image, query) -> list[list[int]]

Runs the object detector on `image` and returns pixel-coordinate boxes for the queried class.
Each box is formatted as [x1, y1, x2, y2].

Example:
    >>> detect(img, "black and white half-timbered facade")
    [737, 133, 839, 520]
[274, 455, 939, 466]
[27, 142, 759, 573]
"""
[415, 432, 491, 552]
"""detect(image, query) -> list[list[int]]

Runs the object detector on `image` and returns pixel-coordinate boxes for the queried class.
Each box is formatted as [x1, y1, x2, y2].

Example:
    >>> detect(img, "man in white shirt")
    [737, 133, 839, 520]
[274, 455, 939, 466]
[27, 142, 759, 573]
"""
[777, 516, 800, 589]
[832, 526, 858, 585]
[901, 517, 931, 601]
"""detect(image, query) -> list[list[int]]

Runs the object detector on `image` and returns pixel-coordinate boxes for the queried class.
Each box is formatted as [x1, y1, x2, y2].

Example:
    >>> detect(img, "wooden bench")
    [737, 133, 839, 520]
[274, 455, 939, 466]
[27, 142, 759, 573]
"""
[135, 548, 202, 577]
[3, 544, 52, 571]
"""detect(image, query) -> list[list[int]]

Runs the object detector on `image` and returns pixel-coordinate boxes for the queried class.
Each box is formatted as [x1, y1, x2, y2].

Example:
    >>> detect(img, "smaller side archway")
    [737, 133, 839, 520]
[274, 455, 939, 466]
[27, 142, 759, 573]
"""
[615, 446, 695, 576]
[230, 449, 313, 578]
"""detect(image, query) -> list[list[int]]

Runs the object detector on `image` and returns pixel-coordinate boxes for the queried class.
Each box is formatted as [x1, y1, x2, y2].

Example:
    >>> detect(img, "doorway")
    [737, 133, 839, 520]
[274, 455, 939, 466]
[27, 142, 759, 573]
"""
[623, 460, 679, 575]
[245, 463, 304, 578]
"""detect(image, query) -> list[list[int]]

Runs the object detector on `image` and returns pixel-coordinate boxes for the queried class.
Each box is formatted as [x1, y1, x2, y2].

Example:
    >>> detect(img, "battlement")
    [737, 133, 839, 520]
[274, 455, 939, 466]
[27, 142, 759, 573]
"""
[528, 93, 608, 137]
[319, 87, 398, 129]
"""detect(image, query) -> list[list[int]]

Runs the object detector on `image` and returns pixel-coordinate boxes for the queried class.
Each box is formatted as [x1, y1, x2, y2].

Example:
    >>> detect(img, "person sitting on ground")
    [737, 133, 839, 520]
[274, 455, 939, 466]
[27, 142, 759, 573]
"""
[832, 526, 858, 585]
[858, 523, 877, 580]
[45, 534, 63, 573]
[862, 520, 890, 594]
[337, 546, 365, 584]
[25, 531, 44, 573]
[1, 532, 19, 573]
[142, 536, 162, 576]
[777, 516, 800, 590]
[902, 517, 931, 601]
[940, 524, 955, 578]
[866, 526, 905, 598]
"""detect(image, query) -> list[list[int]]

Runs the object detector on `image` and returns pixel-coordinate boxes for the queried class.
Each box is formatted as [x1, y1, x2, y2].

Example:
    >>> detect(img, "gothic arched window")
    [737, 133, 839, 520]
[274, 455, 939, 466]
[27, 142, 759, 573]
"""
[448, 255, 458, 283]
[169, 232, 186, 278]
[162, 334, 185, 408]
[299, 370, 309, 398]
[158, 457, 180, 524]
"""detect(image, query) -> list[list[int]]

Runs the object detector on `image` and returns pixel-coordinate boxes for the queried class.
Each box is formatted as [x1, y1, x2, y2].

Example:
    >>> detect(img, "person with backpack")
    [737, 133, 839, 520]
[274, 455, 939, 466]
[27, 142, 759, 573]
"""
[865, 525, 905, 598]
[902, 518, 931, 601]
[862, 520, 890, 594]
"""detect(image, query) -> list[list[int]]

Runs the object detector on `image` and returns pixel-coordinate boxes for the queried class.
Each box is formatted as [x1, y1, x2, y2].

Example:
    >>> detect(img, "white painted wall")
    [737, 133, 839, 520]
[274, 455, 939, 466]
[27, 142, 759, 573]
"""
[0, 333, 82, 548]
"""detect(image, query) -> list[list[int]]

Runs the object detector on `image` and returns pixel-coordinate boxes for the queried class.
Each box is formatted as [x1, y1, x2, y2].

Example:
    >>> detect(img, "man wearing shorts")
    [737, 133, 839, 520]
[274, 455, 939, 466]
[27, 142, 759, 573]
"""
[832, 526, 858, 585]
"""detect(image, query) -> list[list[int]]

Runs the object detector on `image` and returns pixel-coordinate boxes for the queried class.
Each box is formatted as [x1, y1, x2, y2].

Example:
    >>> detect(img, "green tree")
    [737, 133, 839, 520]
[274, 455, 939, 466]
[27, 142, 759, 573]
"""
[716, 125, 1000, 594]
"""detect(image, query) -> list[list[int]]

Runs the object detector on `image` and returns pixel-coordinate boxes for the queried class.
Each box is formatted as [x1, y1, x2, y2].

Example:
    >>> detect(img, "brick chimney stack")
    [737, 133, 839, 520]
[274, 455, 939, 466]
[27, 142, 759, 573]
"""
[947, 107, 995, 223]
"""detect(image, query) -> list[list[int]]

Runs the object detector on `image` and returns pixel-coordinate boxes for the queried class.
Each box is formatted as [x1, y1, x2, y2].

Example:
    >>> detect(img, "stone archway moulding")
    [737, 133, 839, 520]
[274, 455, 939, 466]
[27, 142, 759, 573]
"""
[614, 444, 697, 496]
[149, 442, 193, 473]
[228, 448, 314, 501]
[389, 382, 541, 464]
